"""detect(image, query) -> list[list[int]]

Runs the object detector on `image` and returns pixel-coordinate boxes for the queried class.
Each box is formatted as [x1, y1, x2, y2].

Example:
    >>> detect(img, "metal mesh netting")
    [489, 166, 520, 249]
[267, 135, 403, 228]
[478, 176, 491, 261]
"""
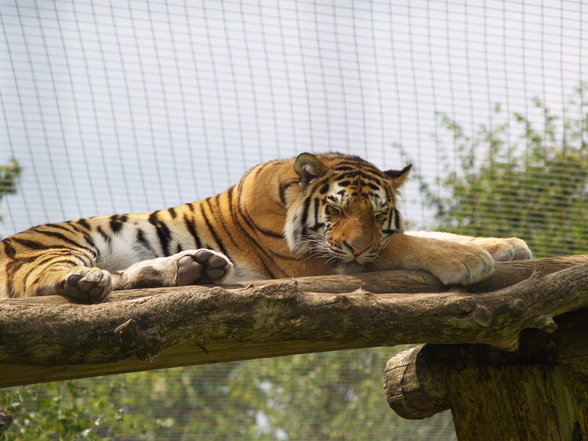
[2, 2, 586, 239]
[1, 1, 587, 440]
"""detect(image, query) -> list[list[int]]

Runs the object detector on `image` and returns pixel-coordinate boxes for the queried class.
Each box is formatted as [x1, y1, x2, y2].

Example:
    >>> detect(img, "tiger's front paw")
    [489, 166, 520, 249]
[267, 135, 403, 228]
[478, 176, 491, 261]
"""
[471, 237, 532, 261]
[431, 246, 495, 286]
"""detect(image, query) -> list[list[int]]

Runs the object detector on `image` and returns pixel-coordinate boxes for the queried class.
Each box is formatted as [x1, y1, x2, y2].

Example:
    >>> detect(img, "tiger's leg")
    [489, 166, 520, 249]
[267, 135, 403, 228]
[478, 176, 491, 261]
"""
[111, 249, 233, 290]
[376, 233, 495, 285]
[4, 249, 232, 302]
[405, 231, 532, 261]
[5, 250, 113, 303]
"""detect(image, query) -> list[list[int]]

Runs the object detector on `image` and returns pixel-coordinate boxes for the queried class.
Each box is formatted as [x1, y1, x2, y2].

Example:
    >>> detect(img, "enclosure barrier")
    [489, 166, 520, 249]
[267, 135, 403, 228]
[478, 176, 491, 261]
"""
[1, 255, 587, 440]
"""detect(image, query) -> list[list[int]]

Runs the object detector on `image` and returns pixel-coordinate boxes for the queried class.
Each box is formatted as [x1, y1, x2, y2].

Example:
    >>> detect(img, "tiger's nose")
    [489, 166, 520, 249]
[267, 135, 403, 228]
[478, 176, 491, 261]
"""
[344, 241, 369, 257]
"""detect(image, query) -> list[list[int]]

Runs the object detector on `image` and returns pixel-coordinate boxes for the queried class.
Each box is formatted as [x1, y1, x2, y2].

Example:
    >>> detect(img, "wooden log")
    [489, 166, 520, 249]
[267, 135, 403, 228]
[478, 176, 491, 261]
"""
[231, 253, 586, 295]
[384, 308, 588, 440]
[1, 255, 585, 306]
[468, 254, 588, 293]
[0, 256, 587, 388]
[384, 308, 588, 418]
[448, 363, 588, 441]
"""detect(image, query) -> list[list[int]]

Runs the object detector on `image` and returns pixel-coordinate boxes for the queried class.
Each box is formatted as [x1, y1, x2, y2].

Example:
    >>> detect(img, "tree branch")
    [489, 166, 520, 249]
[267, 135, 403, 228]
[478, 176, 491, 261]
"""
[0, 255, 586, 388]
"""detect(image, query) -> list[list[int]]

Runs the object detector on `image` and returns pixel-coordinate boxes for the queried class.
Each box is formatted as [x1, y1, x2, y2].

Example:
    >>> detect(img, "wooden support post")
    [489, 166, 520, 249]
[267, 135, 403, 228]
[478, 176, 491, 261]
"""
[448, 363, 588, 441]
[384, 309, 588, 441]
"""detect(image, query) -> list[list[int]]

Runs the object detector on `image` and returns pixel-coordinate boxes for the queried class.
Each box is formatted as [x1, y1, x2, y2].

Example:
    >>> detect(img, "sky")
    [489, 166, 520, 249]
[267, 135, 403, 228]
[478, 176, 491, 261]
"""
[1, 0, 587, 237]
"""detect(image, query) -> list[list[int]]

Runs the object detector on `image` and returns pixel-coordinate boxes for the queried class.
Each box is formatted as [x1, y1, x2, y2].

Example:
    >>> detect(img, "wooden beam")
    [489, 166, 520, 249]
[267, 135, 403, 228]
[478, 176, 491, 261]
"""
[3, 254, 586, 305]
[0, 255, 587, 388]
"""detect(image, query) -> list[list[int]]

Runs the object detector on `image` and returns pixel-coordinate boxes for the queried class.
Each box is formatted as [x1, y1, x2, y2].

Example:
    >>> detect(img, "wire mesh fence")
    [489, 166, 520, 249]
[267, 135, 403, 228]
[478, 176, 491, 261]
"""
[1, 1, 587, 440]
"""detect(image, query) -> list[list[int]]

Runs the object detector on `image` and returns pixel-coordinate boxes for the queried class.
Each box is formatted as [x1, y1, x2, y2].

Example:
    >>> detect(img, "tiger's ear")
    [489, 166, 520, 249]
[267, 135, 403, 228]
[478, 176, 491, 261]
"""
[385, 164, 412, 188]
[294, 153, 327, 187]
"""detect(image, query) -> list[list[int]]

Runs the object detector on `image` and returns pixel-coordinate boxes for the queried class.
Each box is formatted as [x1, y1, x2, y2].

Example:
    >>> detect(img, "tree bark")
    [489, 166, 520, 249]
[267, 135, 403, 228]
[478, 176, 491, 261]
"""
[384, 306, 588, 440]
[448, 363, 588, 441]
[384, 308, 588, 419]
[0, 255, 587, 389]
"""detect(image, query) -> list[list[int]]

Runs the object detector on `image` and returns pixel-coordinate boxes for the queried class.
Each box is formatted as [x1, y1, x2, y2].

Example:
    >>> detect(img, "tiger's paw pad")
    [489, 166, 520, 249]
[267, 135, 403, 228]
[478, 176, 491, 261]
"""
[62, 267, 112, 303]
[176, 249, 233, 285]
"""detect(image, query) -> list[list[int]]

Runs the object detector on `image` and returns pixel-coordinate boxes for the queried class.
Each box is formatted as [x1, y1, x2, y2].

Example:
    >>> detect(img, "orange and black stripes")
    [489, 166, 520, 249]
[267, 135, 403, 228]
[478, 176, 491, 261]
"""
[0, 152, 412, 299]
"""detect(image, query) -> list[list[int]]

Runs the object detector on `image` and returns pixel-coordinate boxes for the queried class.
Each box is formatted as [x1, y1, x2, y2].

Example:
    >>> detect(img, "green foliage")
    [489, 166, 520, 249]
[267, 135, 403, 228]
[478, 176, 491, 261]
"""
[0, 159, 20, 197]
[1, 349, 455, 440]
[118, 363, 264, 440]
[0, 159, 21, 228]
[0, 377, 163, 440]
[411, 87, 588, 257]
[227, 348, 454, 441]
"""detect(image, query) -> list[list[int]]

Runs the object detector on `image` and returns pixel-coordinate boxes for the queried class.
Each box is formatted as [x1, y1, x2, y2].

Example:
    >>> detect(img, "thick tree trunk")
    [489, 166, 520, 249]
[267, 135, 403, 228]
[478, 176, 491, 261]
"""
[0, 255, 586, 390]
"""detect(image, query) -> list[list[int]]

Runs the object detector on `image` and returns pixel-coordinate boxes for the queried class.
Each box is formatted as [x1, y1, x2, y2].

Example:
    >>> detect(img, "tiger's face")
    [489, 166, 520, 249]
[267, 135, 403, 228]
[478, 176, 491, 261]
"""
[284, 153, 411, 273]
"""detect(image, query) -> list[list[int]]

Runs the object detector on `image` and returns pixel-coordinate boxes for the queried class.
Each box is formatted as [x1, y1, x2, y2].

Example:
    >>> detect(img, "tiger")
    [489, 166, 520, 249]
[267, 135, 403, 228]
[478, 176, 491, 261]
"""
[0, 152, 531, 303]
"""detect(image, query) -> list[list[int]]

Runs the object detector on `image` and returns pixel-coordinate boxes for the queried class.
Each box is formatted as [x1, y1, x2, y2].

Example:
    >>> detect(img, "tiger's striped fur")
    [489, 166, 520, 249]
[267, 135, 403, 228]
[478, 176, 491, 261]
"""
[0, 152, 531, 302]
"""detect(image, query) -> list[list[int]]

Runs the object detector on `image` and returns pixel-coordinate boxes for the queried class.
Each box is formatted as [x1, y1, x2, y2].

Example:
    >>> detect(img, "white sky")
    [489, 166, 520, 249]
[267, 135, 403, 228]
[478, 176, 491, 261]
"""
[1, 0, 587, 236]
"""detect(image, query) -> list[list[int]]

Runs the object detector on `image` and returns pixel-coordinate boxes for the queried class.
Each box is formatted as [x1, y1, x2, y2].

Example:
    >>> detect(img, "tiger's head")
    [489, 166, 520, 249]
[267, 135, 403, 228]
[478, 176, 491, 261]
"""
[284, 152, 411, 273]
